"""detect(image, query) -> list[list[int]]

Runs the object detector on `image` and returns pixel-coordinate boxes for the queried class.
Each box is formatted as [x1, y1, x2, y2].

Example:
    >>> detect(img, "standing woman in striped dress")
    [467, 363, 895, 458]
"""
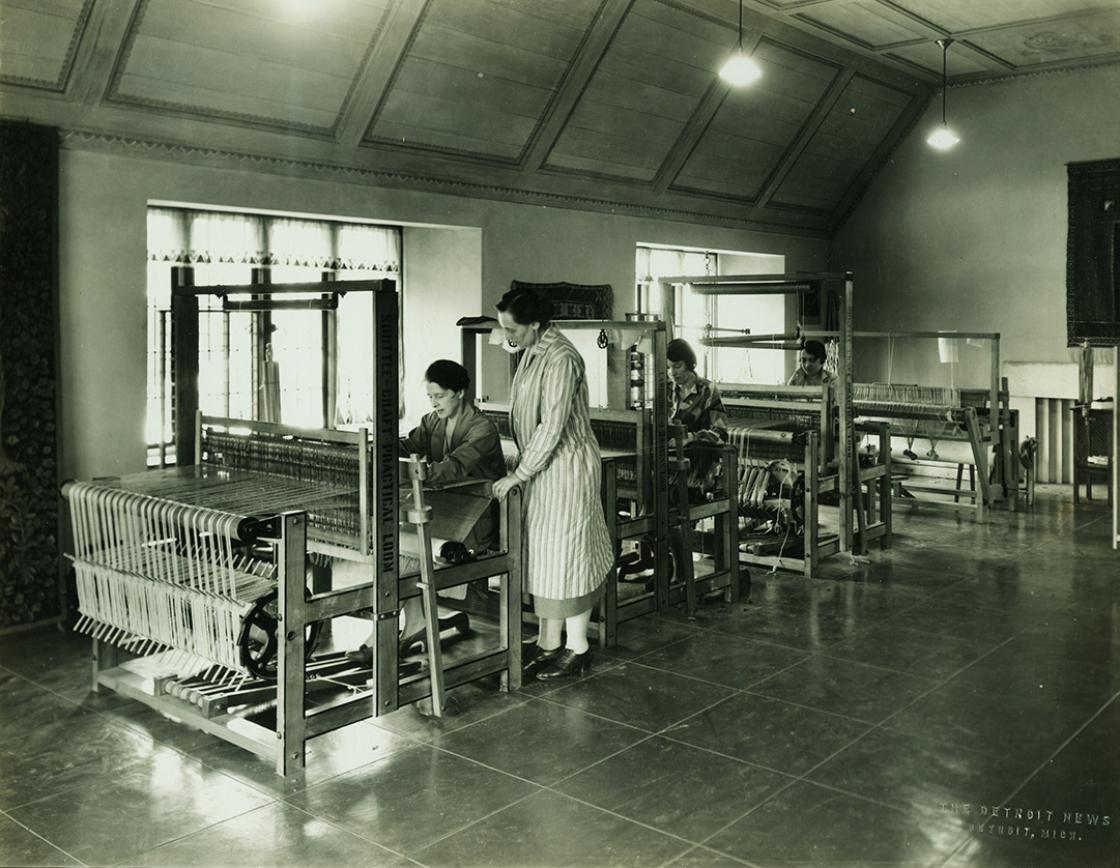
[491, 287, 614, 680]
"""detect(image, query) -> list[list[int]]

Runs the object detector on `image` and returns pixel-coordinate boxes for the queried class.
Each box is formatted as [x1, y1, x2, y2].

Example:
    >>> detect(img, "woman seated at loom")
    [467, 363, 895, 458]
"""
[351, 359, 506, 663]
[787, 339, 835, 387]
[668, 337, 729, 491]
[619, 338, 729, 590]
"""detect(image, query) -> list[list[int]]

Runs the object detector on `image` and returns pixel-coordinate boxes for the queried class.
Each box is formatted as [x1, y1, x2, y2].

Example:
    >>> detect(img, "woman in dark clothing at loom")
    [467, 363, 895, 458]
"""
[350, 359, 506, 665]
[787, 339, 835, 387]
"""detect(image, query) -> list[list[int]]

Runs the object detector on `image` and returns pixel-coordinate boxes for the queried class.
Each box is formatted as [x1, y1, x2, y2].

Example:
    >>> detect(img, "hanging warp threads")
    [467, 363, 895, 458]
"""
[65, 481, 277, 677]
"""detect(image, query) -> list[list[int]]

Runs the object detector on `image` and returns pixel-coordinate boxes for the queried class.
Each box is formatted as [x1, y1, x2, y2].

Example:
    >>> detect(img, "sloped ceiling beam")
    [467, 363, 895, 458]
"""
[752, 0, 1120, 83]
[651, 30, 765, 194]
[736, 1, 928, 90]
[336, 0, 430, 147]
[744, 0, 940, 82]
[753, 65, 855, 208]
[871, 0, 945, 39]
[879, 38, 1016, 75]
[519, 0, 635, 173]
[66, 0, 144, 105]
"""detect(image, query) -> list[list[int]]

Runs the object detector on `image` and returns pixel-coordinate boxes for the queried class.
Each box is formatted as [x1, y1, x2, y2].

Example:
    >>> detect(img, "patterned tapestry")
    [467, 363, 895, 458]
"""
[508, 280, 613, 321]
[504, 280, 615, 384]
[1067, 158, 1120, 346]
[0, 121, 61, 628]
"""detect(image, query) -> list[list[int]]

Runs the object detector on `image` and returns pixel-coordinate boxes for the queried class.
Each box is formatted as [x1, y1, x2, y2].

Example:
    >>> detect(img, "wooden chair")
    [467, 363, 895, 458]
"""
[1072, 407, 1114, 504]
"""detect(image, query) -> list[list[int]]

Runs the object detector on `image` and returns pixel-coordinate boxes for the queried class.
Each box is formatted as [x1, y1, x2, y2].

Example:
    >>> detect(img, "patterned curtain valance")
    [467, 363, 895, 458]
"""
[147, 207, 401, 273]
[509, 280, 613, 320]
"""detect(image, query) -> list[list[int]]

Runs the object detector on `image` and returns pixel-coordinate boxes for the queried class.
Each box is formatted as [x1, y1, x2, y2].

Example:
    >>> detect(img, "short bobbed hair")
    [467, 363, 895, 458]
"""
[425, 359, 470, 394]
[666, 338, 697, 371]
[801, 339, 827, 364]
[495, 287, 553, 330]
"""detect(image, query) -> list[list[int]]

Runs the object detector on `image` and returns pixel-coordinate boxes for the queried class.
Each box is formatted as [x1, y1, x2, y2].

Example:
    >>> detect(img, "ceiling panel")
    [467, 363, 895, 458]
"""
[546, 0, 737, 181]
[885, 41, 994, 76]
[366, 0, 601, 161]
[751, 0, 1120, 84]
[796, 1, 934, 49]
[965, 7, 1120, 68]
[112, 0, 388, 131]
[889, 0, 1111, 34]
[0, 0, 89, 89]
[674, 40, 841, 200]
[772, 74, 912, 211]
[756, 0, 827, 8]
[0, 0, 946, 235]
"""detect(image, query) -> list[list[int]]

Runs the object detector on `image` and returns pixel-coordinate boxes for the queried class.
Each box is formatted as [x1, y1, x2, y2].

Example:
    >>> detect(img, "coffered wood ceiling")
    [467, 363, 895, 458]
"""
[1, 0, 1116, 235]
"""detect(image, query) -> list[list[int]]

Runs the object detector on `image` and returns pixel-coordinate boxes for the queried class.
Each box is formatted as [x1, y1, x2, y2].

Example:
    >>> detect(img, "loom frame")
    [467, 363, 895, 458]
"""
[196, 412, 526, 702]
[549, 320, 740, 624]
[171, 276, 401, 706]
[848, 330, 1019, 520]
[80, 450, 525, 776]
[461, 318, 671, 629]
[660, 272, 891, 577]
[79, 277, 524, 773]
[461, 318, 742, 642]
[86, 511, 315, 775]
[716, 393, 892, 577]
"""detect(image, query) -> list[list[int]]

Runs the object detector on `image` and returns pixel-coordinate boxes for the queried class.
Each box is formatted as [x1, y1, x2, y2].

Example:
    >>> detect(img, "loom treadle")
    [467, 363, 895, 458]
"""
[95, 665, 279, 760]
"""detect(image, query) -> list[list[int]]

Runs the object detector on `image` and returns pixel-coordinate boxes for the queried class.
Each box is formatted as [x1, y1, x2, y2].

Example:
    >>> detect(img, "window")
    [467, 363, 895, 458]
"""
[635, 245, 786, 385]
[146, 207, 401, 465]
[636, 246, 717, 378]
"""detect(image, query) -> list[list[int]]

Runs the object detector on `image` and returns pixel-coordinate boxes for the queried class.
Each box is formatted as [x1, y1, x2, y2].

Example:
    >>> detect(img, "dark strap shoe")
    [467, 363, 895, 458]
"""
[535, 648, 592, 680]
[523, 645, 562, 677]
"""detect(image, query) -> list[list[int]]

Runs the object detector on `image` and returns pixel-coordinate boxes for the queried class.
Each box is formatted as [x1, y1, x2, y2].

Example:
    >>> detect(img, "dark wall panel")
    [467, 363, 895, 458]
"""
[1067, 158, 1120, 346]
[0, 121, 61, 628]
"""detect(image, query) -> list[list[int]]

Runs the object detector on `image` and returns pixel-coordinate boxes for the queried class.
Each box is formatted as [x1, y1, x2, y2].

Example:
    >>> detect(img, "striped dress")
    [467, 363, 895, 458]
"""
[509, 325, 613, 616]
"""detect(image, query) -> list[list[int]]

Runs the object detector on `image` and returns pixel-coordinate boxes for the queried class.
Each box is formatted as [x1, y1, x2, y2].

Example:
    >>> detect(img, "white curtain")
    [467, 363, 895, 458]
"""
[333, 227, 404, 427]
[146, 207, 405, 445]
[337, 223, 401, 272]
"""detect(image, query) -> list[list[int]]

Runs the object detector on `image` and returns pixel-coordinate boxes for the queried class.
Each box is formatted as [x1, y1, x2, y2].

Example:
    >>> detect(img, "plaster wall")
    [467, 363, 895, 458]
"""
[401, 225, 482, 418]
[832, 63, 1120, 385]
[58, 147, 827, 480]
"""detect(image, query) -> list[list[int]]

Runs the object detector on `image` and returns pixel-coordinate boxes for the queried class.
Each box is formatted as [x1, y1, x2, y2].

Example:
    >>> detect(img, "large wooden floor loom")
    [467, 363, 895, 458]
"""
[669, 272, 892, 577]
[64, 279, 523, 775]
[849, 331, 1019, 521]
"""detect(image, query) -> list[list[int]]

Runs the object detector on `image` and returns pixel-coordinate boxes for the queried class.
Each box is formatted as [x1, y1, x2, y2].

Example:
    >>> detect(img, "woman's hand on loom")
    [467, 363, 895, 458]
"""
[492, 474, 520, 501]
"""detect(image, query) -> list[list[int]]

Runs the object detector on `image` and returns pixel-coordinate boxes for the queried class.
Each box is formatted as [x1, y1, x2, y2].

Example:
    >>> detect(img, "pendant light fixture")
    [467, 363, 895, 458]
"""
[926, 38, 960, 150]
[719, 0, 762, 86]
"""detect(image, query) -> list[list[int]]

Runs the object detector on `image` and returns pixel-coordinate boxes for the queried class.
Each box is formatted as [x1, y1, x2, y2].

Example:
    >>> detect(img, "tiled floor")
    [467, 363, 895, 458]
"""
[1, 488, 1117, 867]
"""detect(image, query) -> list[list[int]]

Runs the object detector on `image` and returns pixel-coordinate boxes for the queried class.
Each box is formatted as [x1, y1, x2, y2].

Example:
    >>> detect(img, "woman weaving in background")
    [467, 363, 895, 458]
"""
[668, 337, 728, 447]
[619, 337, 728, 584]
[351, 359, 505, 665]
[491, 286, 614, 680]
[668, 337, 729, 494]
[787, 339, 835, 387]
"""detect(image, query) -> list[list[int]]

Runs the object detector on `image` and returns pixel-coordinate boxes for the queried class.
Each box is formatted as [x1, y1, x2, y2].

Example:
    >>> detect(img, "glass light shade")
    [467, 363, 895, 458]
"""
[927, 124, 960, 150]
[719, 52, 762, 86]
